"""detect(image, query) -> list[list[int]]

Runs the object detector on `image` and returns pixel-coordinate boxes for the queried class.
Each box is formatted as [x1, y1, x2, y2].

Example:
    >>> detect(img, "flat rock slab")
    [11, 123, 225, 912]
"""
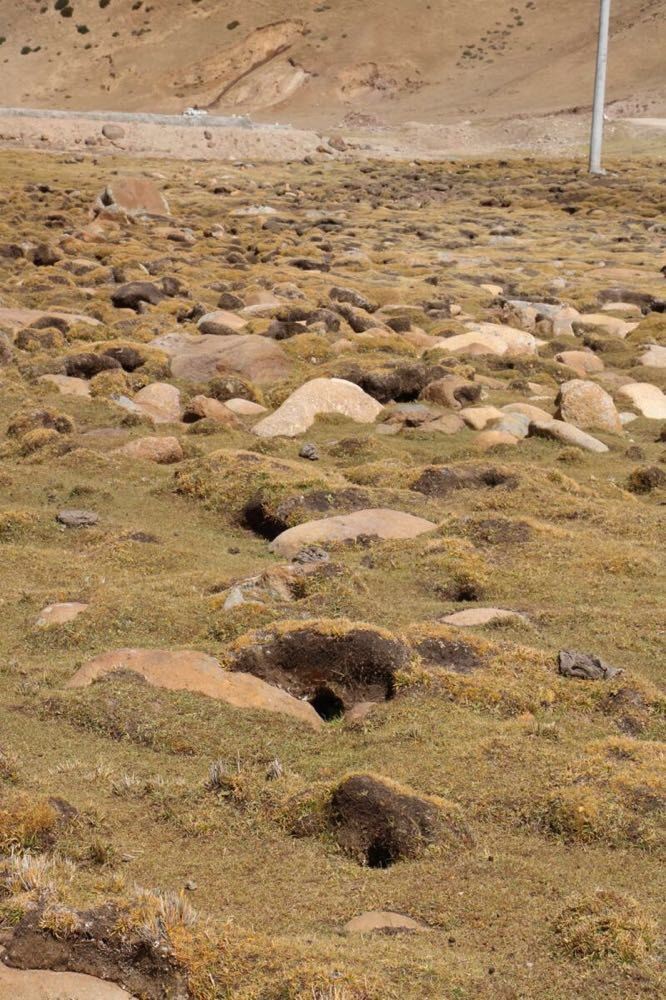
[558, 649, 622, 681]
[640, 345, 666, 368]
[113, 436, 183, 464]
[269, 508, 436, 557]
[153, 333, 290, 385]
[344, 911, 428, 934]
[441, 608, 523, 627]
[617, 382, 666, 419]
[67, 648, 322, 729]
[96, 176, 169, 217]
[39, 374, 91, 398]
[121, 382, 181, 424]
[56, 509, 99, 528]
[436, 322, 538, 357]
[529, 419, 609, 453]
[0, 307, 99, 331]
[198, 310, 248, 336]
[253, 377, 383, 438]
[224, 397, 267, 416]
[0, 964, 135, 999]
[36, 602, 88, 628]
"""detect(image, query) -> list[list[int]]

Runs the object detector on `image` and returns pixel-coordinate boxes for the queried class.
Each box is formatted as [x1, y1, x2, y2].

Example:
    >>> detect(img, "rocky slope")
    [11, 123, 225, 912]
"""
[0, 150, 664, 997]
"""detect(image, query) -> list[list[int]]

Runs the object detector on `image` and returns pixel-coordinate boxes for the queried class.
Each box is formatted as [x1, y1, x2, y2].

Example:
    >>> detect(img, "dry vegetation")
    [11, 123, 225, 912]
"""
[0, 150, 664, 998]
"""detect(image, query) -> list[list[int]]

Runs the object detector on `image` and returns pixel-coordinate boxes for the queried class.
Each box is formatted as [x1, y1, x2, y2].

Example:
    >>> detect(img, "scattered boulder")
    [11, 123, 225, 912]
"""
[197, 310, 248, 336]
[557, 650, 623, 681]
[101, 124, 126, 142]
[111, 282, 165, 312]
[421, 376, 482, 409]
[252, 378, 383, 438]
[0, 964, 134, 1000]
[153, 332, 291, 384]
[0, 308, 99, 332]
[130, 383, 181, 423]
[224, 397, 267, 415]
[460, 406, 503, 430]
[269, 508, 436, 557]
[181, 395, 239, 426]
[94, 176, 169, 217]
[555, 350, 604, 375]
[474, 430, 519, 450]
[67, 648, 322, 729]
[639, 344, 666, 368]
[113, 436, 184, 465]
[528, 419, 609, 453]
[40, 375, 91, 398]
[35, 602, 88, 628]
[555, 379, 623, 434]
[344, 912, 428, 935]
[617, 383, 666, 420]
[440, 607, 523, 627]
[56, 510, 99, 528]
[436, 323, 538, 357]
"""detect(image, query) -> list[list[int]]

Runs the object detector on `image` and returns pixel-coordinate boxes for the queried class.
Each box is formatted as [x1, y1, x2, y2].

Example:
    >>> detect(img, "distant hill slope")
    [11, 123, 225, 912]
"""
[2, 0, 665, 126]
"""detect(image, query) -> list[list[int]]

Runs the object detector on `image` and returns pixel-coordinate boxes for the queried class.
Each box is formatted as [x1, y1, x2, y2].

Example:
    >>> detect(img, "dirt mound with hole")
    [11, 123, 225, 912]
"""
[411, 465, 519, 498]
[3, 903, 186, 1000]
[325, 774, 471, 867]
[243, 486, 373, 540]
[228, 621, 411, 720]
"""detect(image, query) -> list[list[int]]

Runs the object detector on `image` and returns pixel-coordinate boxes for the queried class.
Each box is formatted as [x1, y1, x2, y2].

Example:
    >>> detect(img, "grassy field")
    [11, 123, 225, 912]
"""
[0, 151, 664, 999]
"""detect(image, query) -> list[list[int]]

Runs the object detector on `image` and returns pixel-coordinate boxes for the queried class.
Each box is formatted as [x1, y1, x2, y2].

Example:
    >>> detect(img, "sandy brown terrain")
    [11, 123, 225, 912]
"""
[1, 1, 665, 130]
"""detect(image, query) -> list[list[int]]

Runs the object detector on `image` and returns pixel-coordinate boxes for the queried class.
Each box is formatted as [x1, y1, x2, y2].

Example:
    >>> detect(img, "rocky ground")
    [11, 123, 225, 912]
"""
[0, 150, 664, 999]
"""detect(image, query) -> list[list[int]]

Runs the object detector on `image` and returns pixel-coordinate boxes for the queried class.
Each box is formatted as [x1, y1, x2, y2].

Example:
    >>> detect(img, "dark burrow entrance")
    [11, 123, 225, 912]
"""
[366, 838, 395, 869]
[230, 626, 409, 721]
[308, 685, 346, 721]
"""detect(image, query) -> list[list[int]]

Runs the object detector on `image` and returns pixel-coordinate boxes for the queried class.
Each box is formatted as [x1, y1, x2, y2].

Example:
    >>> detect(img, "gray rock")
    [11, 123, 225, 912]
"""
[557, 650, 622, 681]
[56, 509, 99, 528]
[495, 412, 530, 439]
[102, 124, 126, 142]
[299, 442, 320, 461]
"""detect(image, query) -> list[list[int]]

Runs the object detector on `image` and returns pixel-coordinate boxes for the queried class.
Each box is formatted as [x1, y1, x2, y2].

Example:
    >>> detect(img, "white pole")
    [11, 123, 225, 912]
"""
[589, 0, 612, 174]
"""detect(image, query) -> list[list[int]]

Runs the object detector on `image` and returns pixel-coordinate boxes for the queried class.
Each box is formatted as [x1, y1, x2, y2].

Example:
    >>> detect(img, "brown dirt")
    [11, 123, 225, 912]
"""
[3, 903, 188, 1000]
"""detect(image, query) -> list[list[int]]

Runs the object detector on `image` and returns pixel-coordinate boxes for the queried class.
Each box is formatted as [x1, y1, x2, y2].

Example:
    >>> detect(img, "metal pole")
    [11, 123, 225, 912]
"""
[589, 0, 612, 174]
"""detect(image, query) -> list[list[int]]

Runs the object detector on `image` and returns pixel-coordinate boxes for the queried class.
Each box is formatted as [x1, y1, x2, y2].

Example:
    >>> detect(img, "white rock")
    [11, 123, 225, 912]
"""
[640, 344, 666, 368]
[223, 397, 268, 415]
[576, 313, 638, 339]
[36, 602, 88, 628]
[39, 374, 91, 398]
[440, 608, 524, 626]
[529, 418, 609, 453]
[252, 378, 383, 438]
[269, 508, 436, 557]
[617, 382, 666, 419]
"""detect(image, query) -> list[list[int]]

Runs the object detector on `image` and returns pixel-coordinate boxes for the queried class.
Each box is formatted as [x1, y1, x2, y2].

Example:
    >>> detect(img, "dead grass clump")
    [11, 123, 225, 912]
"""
[174, 448, 334, 525]
[0, 509, 37, 540]
[553, 890, 657, 962]
[0, 795, 59, 851]
[6, 407, 74, 438]
[282, 332, 334, 363]
[626, 465, 666, 494]
[89, 367, 130, 398]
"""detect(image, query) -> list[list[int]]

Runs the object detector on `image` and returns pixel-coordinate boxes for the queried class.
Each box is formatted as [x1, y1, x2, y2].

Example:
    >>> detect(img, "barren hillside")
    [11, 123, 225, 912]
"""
[1, 0, 665, 125]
